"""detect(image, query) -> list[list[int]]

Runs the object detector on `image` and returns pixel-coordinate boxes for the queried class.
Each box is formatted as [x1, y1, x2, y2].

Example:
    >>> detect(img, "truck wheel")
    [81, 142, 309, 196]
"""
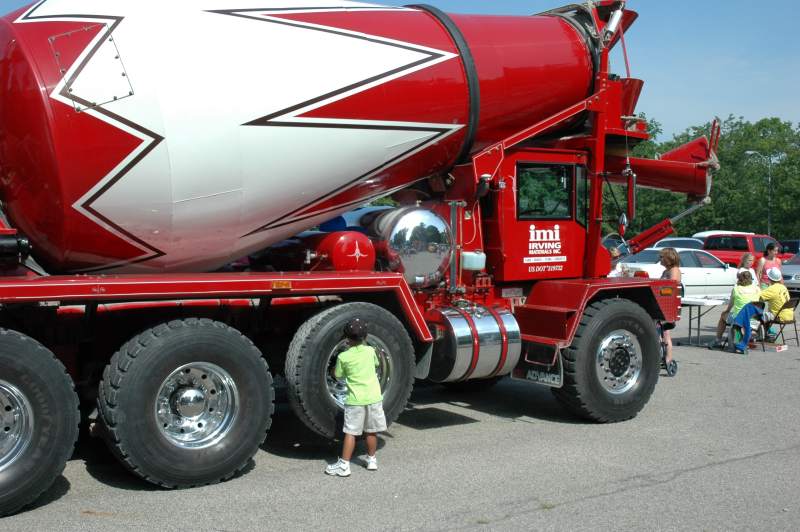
[286, 302, 415, 439]
[0, 330, 79, 517]
[552, 299, 660, 423]
[97, 319, 274, 488]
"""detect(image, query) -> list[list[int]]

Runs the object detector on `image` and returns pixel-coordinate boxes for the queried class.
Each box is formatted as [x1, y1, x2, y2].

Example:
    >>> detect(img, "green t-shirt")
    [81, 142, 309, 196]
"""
[334, 344, 383, 406]
[730, 284, 761, 318]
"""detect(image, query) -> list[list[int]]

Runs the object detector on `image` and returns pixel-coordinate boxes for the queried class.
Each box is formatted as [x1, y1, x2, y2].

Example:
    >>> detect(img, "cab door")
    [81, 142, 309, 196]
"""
[484, 149, 588, 282]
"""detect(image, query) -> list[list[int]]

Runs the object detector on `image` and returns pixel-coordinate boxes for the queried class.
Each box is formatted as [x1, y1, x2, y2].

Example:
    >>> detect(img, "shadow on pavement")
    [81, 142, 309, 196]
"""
[76, 435, 163, 491]
[72, 377, 582, 490]
[76, 425, 255, 491]
[261, 404, 386, 461]
[17, 475, 71, 516]
[395, 405, 479, 430]
[675, 333, 718, 347]
[398, 378, 584, 426]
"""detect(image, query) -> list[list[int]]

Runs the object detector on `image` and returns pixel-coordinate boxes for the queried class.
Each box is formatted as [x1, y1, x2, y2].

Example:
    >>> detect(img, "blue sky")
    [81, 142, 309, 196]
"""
[1, 0, 796, 140]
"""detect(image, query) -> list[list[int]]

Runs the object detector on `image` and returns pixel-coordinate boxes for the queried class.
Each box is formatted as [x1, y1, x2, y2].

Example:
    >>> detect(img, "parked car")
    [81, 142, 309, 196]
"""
[692, 230, 753, 243]
[784, 254, 800, 296]
[781, 240, 800, 255]
[654, 237, 704, 249]
[609, 248, 736, 298]
[703, 233, 793, 267]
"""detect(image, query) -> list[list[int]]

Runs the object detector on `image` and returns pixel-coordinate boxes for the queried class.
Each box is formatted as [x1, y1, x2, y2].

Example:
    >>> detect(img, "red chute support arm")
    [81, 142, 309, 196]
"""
[625, 197, 713, 255]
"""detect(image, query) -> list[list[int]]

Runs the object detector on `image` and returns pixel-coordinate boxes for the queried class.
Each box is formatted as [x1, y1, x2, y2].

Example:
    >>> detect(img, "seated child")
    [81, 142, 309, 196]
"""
[712, 270, 760, 348]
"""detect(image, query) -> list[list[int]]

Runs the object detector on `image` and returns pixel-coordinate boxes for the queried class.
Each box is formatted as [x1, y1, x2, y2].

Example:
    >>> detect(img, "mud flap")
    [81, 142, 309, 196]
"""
[511, 348, 564, 388]
[415, 344, 433, 379]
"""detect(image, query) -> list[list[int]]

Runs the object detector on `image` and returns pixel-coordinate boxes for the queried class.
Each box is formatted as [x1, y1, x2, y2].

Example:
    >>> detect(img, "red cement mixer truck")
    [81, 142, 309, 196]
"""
[0, 0, 720, 515]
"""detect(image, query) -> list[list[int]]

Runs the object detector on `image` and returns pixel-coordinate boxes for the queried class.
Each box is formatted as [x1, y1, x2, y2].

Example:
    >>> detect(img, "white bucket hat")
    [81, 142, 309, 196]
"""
[766, 267, 782, 282]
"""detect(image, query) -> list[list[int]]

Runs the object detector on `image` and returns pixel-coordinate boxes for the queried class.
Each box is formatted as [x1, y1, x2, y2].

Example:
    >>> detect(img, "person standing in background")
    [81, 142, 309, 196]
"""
[659, 248, 681, 375]
[738, 253, 758, 286]
[756, 244, 783, 289]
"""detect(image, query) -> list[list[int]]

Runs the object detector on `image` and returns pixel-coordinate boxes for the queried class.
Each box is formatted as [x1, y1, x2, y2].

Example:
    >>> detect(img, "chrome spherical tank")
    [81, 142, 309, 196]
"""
[372, 207, 452, 289]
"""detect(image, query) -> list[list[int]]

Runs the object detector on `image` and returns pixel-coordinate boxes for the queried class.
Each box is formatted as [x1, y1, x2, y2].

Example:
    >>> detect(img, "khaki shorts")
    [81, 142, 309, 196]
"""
[343, 402, 387, 436]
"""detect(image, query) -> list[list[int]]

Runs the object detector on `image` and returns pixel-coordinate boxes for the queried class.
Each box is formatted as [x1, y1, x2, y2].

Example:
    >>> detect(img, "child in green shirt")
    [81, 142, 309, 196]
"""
[325, 318, 386, 477]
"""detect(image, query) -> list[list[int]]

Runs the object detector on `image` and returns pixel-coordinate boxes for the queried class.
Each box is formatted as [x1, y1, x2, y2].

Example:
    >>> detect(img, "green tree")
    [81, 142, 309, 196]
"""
[625, 116, 800, 241]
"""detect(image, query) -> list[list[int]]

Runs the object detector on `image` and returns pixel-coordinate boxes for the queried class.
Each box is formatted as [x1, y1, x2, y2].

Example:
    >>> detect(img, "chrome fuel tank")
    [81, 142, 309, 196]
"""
[428, 305, 522, 383]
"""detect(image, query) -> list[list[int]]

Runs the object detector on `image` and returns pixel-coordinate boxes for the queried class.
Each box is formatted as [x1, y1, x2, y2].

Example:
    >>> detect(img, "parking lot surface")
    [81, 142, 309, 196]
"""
[1, 307, 799, 531]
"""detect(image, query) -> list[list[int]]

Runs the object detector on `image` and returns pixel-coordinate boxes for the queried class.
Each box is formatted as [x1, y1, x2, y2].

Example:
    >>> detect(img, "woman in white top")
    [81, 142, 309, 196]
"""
[737, 253, 757, 286]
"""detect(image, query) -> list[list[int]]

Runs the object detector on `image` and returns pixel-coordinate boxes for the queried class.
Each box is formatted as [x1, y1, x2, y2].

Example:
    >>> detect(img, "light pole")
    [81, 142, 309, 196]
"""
[744, 150, 774, 236]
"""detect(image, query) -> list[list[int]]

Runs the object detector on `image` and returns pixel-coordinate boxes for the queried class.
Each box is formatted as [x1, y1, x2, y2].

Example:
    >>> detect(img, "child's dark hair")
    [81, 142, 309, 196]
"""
[343, 318, 367, 343]
[737, 270, 752, 286]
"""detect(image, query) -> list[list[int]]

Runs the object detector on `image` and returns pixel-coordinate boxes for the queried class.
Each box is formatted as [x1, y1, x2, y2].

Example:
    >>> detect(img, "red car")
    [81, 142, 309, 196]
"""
[703, 233, 794, 267]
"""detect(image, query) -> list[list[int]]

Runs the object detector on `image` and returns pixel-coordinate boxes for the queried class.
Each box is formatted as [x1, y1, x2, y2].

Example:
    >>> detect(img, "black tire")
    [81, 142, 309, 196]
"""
[0, 330, 79, 517]
[552, 299, 660, 422]
[97, 319, 274, 488]
[442, 376, 504, 393]
[286, 302, 415, 439]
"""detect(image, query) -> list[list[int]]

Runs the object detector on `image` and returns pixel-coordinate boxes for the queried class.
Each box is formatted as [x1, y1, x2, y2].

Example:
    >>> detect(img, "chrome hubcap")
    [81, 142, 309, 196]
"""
[596, 329, 642, 394]
[172, 388, 206, 418]
[0, 380, 34, 473]
[156, 362, 238, 449]
[326, 335, 393, 409]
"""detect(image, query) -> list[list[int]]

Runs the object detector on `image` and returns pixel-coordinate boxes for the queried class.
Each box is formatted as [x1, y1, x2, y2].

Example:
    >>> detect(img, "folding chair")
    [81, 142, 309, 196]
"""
[723, 318, 761, 352]
[759, 298, 800, 351]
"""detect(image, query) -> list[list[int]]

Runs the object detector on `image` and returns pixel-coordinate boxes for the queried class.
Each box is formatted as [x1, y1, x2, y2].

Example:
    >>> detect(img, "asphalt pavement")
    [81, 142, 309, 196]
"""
[2, 307, 799, 531]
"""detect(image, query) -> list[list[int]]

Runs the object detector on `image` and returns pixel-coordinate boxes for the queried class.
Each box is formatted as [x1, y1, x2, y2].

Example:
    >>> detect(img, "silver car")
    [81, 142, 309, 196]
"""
[784, 254, 800, 296]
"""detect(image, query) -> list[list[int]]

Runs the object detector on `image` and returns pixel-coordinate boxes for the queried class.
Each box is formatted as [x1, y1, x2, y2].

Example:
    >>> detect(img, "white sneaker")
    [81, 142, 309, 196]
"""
[325, 459, 351, 477]
[366, 456, 377, 471]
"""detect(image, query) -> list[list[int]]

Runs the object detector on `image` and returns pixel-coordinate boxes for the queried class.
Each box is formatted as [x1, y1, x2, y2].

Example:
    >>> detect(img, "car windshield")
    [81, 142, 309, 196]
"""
[705, 236, 748, 251]
[660, 239, 703, 249]
[620, 250, 660, 264]
[787, 254, 800, 266]
[783, 241, 800, 254]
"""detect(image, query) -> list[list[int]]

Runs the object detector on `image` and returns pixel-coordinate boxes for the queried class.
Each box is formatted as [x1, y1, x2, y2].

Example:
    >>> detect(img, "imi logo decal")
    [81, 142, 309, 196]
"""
[524, 224, 566, 265]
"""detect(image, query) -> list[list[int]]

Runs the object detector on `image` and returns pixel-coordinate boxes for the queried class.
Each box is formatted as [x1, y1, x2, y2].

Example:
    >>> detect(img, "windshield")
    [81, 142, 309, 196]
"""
[705, 236, 748, 251]
[620, 250, 660, 264]
[657, 239, 703, 249]
[787, 254, 800, 266]
[783, 241, 800, 254]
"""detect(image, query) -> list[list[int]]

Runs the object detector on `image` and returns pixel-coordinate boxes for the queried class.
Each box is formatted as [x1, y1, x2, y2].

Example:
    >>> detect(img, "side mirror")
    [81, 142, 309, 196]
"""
[723, 263, 730, 270]
[618, 213, 628, 237]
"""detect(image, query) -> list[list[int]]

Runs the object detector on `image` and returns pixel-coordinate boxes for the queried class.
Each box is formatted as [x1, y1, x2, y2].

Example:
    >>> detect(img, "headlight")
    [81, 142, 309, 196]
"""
[794, 274, 800, 281]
